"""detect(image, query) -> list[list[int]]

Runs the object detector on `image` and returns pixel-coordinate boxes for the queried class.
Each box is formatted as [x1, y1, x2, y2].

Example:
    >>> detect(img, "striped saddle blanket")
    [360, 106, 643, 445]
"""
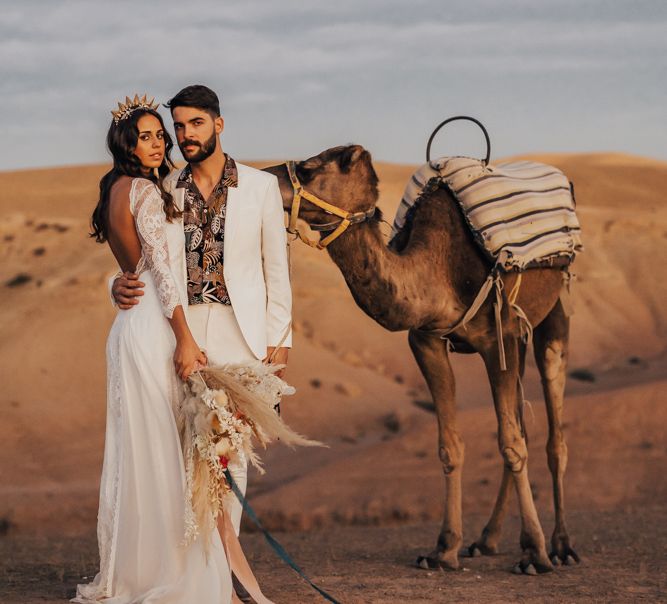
[391, 156, 583, 271]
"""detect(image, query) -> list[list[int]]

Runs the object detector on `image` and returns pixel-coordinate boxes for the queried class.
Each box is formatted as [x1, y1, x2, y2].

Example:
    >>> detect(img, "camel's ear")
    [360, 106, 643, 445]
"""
[337, 145, 365, 173]
[300, 155, 323, 171]
[296, 154, 324, 183]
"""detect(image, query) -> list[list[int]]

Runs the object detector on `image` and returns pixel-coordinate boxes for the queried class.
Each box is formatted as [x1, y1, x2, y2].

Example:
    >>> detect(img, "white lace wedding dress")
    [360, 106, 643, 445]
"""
[72, 178, 233, 603]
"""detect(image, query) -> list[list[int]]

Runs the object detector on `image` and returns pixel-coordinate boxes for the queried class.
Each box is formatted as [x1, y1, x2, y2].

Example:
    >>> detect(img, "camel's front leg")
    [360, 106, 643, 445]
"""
[408, 329, 463, 571]
[483, 337, 553, 575]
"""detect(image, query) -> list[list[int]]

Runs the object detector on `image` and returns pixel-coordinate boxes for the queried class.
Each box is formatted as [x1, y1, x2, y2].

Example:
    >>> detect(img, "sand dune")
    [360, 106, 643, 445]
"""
[1, 152, 666, 541]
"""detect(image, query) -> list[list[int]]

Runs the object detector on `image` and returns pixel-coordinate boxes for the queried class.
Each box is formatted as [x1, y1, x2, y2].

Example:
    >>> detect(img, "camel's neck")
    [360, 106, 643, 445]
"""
[324, 199, 467, 332]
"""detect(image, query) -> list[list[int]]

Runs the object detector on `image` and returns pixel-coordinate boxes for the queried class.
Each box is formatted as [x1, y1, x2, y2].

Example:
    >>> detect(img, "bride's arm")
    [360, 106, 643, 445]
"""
[132, 178, 206, 380]
[167, 307, 205, 381]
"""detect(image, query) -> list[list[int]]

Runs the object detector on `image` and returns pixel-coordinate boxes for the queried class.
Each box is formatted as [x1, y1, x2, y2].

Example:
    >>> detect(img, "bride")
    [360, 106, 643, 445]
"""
[72, 96, 265, 603]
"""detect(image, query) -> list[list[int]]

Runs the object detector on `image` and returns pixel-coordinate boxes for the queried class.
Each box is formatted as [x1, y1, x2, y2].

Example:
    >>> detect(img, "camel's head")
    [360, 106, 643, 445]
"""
[265, 144, 380, 225]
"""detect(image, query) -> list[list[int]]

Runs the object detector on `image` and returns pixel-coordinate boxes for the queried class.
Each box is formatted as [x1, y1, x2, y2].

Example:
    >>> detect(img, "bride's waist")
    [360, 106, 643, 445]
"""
[133, 270, 161, 299]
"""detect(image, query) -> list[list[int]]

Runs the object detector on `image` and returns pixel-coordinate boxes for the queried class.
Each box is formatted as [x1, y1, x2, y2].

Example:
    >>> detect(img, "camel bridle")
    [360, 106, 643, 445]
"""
[284, 160, 376, 249]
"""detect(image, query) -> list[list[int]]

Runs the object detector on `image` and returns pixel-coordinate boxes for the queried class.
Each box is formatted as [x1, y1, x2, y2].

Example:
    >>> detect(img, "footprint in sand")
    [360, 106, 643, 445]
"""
[293, 319, 314, 339]
[569, 368, 596, 382]
[340, 351, 364, 367]
[381, 412, 401, 434]
[334, 382, 362, 397]
[5, 273, 32, 287]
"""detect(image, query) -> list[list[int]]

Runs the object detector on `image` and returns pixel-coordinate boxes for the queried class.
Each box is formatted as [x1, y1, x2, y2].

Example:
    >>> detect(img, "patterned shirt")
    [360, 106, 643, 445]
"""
[176, 155, 238, 305]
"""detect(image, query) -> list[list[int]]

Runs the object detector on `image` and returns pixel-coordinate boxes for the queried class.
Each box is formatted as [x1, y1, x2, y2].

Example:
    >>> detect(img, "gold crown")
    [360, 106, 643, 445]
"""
[111, 94, 159, 124]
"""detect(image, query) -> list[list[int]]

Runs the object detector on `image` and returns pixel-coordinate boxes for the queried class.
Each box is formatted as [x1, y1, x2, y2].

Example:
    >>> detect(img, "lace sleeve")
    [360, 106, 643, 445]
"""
[130, 178, 181, 318]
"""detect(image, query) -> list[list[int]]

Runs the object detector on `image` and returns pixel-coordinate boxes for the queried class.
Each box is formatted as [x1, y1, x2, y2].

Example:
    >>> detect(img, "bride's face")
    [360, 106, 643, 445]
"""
[133, 114, 165, 171]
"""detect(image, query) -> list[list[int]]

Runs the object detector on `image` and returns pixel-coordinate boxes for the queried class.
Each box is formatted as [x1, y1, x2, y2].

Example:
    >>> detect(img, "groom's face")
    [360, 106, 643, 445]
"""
[172, 106, 223, 163]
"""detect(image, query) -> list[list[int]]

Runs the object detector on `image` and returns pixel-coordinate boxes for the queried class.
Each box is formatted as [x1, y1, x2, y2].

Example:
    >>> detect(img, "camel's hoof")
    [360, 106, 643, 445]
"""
[549, 546, 581, 567]
[512, 563, 536, 575]
[512, 559, 553, 575]
[416, 555, 458, 571]
[466, 541, 498, 557]
[524, 564, 537, 576]
[465, 544, 485, 558]
[416, 555, 441, 570]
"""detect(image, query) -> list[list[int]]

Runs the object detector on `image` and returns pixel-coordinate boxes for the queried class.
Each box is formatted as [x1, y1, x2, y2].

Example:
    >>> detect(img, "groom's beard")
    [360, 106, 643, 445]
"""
[180, 130, 217, 163]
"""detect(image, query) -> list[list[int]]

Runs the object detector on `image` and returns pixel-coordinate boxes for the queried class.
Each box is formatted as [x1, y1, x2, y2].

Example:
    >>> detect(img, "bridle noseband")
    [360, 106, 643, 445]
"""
[284, 160, 376, 249]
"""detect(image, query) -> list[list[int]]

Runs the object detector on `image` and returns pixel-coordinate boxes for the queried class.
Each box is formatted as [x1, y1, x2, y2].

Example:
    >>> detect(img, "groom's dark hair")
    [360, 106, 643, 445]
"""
[165, 85, 221, 118]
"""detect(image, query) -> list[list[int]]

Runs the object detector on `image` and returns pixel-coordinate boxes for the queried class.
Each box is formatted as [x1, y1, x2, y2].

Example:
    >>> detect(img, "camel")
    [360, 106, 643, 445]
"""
[264, 145, 580, 575]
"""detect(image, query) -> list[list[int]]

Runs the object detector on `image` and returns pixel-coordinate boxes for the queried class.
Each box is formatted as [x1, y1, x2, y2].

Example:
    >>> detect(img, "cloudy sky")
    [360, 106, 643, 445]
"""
[2, 0, 666, 170]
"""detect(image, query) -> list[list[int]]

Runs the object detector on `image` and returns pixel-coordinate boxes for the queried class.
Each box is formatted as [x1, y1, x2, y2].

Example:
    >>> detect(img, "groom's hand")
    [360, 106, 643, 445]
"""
[263, 346, 289, 378]
[112, 272, 145, 309]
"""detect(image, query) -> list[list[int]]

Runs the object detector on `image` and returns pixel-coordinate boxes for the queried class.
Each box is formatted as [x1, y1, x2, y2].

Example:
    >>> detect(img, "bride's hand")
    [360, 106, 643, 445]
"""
[174, 336, 208, 381]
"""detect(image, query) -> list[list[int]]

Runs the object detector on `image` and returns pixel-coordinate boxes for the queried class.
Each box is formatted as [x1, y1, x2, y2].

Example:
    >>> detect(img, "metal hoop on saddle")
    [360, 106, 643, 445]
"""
[426, 115, 491, 165]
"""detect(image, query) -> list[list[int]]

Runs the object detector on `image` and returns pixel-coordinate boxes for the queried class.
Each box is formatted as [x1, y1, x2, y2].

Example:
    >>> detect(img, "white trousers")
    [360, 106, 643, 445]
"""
[187, 303, 258, 537]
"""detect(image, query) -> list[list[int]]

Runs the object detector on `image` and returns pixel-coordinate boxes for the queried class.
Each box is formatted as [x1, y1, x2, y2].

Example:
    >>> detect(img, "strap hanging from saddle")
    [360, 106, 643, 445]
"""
[419, 269, 532, 371]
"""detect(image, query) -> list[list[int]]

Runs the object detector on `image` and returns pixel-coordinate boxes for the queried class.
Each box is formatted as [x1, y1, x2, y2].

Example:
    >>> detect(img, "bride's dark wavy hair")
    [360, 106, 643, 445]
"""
[91, 108, 180, 243]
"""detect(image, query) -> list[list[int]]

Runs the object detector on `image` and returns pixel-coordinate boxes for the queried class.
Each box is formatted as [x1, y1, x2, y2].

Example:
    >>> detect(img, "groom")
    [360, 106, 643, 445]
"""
[111, 85, 292, 539]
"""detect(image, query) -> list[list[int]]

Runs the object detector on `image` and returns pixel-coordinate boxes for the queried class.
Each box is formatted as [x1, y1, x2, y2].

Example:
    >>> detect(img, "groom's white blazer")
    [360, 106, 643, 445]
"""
[164, 162, 292, 360]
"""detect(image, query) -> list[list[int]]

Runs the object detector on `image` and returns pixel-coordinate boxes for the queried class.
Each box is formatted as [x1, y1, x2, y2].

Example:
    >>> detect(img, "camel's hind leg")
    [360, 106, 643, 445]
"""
[468, 339, 527, 557]
[408, 329, 464, 571]
[533, 299, 580, 566]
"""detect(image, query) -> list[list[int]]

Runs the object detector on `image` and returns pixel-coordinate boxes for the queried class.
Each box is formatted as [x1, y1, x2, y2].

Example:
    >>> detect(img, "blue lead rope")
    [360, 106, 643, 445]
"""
[223, 469, 342, 604]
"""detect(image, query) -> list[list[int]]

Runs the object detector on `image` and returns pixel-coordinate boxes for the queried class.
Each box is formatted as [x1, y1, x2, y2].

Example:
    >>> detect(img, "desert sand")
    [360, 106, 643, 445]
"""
[1, 153, 666, 602]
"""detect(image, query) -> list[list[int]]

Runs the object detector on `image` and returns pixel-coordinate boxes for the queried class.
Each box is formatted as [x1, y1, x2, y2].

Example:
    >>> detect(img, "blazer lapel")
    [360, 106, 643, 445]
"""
[224, 184, 240, 260]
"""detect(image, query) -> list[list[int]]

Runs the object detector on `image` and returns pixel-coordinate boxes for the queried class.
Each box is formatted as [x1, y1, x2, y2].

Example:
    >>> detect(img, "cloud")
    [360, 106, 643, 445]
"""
[0, 0, 666, 169]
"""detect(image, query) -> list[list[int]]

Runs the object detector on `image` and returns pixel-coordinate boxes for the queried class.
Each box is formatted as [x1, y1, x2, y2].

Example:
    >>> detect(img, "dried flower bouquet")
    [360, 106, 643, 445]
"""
[175, 362, 320, 550]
